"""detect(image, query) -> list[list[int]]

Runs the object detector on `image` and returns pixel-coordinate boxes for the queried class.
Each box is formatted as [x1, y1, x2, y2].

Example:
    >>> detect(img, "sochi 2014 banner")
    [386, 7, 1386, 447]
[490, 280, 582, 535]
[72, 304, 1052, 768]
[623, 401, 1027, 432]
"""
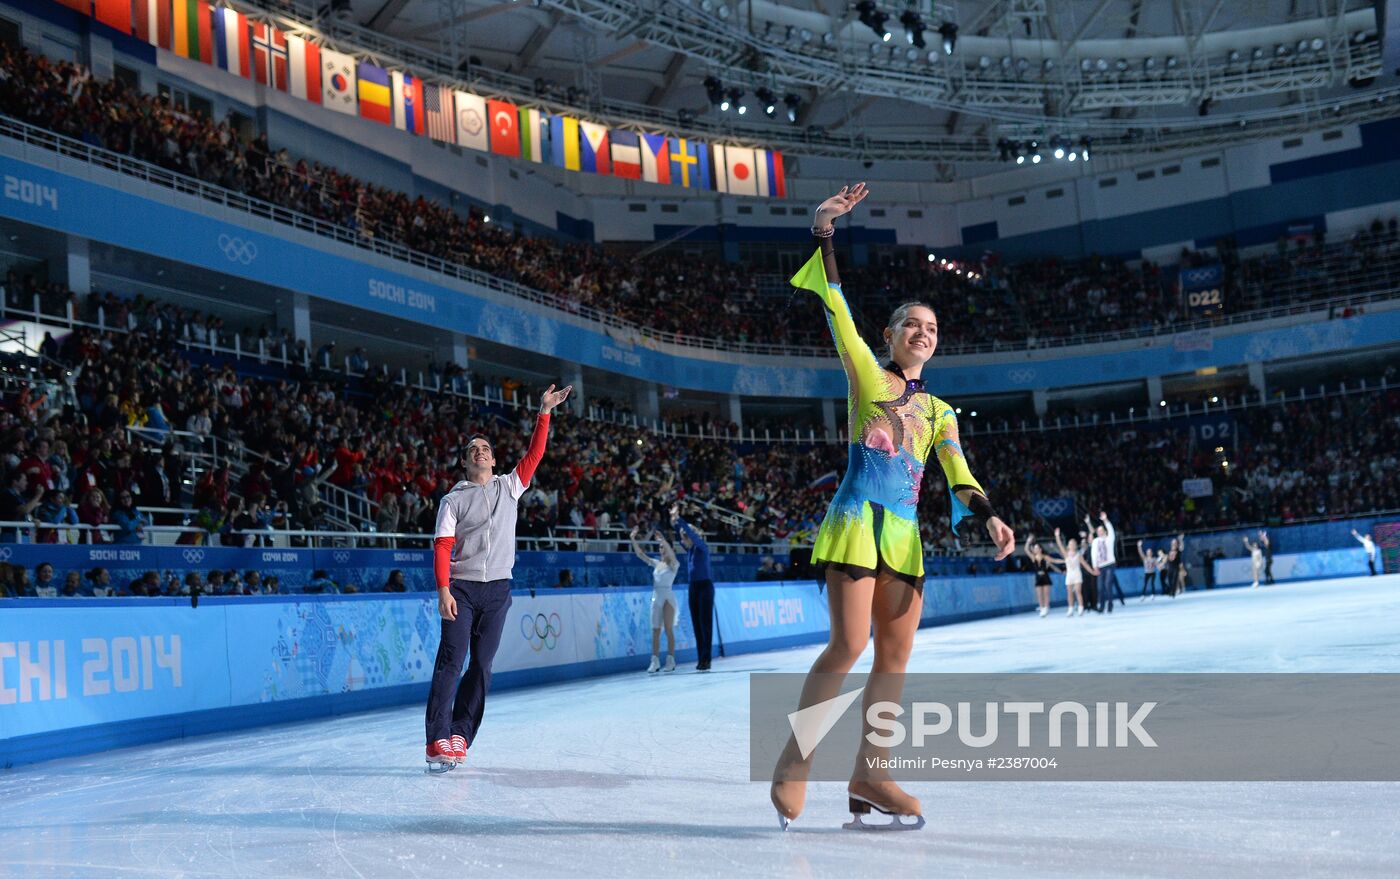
[78, 0, 788, 197]
[1180, 264, 1225, 317]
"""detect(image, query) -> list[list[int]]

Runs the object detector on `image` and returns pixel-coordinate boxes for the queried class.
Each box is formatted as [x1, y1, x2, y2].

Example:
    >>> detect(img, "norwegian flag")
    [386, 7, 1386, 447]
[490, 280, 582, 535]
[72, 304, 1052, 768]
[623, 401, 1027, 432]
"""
[424, 84, 455, 144]
[252, 22, 289, 91]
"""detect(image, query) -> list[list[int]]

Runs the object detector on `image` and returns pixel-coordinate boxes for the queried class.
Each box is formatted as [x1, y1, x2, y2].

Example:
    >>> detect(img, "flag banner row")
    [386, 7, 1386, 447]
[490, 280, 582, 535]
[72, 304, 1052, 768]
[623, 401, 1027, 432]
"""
[63, 0, 787, 197]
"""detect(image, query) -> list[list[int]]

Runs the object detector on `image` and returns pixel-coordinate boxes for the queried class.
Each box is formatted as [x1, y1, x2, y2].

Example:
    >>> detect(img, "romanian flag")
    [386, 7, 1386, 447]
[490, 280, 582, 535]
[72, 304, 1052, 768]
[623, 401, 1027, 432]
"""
[549, 114, 580, 171]
[171, 0, 212, 63]
[357, 60, 392, 125]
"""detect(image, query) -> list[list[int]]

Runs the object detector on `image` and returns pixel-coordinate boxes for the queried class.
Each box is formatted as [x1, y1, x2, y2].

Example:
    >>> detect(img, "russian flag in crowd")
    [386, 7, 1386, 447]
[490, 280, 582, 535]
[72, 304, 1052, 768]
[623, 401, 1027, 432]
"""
[391, 71, 426, 135]
[211, 7, 250, 79]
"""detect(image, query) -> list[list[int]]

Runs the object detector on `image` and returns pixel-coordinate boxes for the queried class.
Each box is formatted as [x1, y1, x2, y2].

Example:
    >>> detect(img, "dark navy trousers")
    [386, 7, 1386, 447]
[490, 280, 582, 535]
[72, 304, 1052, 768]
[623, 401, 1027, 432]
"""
[424, 579, 512, 746]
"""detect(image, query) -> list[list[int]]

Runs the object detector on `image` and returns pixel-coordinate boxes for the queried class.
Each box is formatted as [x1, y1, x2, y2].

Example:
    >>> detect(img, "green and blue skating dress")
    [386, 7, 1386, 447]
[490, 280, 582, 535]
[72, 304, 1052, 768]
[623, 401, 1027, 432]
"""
[790, 241, 988, 586]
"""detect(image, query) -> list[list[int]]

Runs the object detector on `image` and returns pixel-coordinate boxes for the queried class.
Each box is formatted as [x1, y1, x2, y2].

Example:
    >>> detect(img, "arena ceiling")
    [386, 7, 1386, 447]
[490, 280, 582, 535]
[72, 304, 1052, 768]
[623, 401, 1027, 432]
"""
[252, 0, 1399, 170]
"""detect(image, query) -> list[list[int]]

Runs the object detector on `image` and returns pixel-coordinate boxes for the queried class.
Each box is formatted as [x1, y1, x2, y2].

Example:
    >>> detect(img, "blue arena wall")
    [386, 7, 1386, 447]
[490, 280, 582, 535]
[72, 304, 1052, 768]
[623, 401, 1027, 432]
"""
[0, 575, 1035, 766]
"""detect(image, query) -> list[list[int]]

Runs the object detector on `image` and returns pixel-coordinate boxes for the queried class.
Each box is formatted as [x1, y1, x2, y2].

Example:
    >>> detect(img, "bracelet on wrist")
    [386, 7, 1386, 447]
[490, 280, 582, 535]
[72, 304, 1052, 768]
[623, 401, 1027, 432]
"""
[811, 225, 835, 239]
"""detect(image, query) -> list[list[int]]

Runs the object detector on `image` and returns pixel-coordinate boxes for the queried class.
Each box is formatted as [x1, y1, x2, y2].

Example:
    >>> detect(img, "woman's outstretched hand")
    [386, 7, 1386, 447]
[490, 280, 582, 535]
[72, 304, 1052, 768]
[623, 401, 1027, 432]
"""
[814, 183, 869, 228]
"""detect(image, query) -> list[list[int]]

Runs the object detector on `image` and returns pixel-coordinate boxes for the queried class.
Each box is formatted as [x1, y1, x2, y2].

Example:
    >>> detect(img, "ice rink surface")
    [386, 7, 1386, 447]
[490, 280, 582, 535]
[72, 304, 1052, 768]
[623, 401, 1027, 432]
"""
[5, 575, 1400, 879]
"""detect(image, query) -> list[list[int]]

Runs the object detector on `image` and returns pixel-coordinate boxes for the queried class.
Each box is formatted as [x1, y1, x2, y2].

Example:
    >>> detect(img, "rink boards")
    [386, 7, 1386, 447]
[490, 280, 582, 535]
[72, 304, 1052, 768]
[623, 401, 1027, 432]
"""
[0, 575, 1042, 765]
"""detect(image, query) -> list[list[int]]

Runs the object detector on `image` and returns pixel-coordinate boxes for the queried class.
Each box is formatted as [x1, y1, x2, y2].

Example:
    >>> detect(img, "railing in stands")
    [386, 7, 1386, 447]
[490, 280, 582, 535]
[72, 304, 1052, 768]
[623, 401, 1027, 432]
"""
[3, 114, 1397, 359]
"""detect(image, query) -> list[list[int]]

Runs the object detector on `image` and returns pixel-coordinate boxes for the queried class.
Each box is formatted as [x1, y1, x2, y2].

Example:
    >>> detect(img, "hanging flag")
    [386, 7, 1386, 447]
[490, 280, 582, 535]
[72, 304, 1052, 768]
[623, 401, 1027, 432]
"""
[252, 21, 289, 90]
[518, 107, 548, 162]
[92, 0, 129, 33]
[579, 121, 611, 175]
[287, 35, 320, 104]
[487, 98, 520, 157]
[713, 144, 758, 196]
[320, 48, 356, 114]
[357, 60, 392, 125]
[155, 0, 173, 50]
[667, 137, 710, 190]
[134, 0, 162, 46]
[172, 0, 211, 62]
[610, 130, 641, 180]
[549, 114, 580, 170]
[640, 133, 671, 185]
[424, 83, 454, 142]
[391, 70, 425, 134]
[755, 148, 786, 198]
[212, 7, 250, 79]
[453, 90, 488, 151]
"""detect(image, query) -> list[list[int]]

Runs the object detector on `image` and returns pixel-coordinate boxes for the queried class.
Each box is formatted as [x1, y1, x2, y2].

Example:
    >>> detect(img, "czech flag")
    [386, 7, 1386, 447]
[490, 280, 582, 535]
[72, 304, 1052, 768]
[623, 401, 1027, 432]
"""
[640, 134, 671, 185]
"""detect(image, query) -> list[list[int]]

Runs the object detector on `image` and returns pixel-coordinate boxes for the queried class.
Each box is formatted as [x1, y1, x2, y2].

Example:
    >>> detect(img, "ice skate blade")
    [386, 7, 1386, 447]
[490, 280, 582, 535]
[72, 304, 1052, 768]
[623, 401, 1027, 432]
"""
[776, 810, 792, 831]
[843, 795, 925, 831]
[843, 813, 925, 831]
[425, 760, 457, 775]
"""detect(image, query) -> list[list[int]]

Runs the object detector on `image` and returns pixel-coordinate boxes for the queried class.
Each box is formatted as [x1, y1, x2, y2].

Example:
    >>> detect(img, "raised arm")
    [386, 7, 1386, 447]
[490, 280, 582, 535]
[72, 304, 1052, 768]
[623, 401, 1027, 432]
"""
[1137, 539, 1147, 561]
[628, 527, 655, 566]
[1054, 527, 1068, 558]
[790, 184, 881, 394]
[512, 384, 572, 488]
[674, 515, 706, 549]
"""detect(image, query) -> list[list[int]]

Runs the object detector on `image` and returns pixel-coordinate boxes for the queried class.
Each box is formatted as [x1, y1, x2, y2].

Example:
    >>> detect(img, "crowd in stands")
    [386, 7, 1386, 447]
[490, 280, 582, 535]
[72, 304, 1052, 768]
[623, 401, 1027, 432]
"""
[4, 258, 1397, 582]
[3, 44, 1398, 355]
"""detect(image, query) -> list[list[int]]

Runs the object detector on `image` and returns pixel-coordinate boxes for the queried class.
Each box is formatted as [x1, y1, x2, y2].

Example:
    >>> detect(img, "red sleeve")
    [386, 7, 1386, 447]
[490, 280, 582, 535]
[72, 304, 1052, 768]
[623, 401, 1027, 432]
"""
[433, 537, 455, 590]
[514, 413, 551, 487]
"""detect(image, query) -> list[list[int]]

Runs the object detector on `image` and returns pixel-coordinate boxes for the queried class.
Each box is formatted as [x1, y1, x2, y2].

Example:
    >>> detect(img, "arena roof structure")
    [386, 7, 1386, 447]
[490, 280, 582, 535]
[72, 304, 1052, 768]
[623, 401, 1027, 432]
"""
[237, 0, 1398, 169]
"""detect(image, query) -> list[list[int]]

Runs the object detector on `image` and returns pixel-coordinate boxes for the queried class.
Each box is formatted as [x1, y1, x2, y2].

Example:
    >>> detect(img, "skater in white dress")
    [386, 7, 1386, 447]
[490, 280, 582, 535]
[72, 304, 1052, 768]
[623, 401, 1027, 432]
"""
[1055, 527, 1099, 616]
[1244, 535, 1265, 588]
[631, 527, 680, 673]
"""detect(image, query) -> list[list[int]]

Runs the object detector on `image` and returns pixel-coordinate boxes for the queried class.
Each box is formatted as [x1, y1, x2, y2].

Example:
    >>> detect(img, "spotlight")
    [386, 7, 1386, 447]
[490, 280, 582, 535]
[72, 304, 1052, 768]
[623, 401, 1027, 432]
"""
[904, 47, 919, 62]
[1143, 57, 1156, 71]
[1067, 150, 1077, 162]
[677, 108, 694, 126]
[1227, 49, 1241, 64]
[704, 75, 725, 108]
[800, 28, 813, 43]
[1053, 138, 1065, 159]
[821, 32, 835, 46]
[938, 21, 957, 55]
[1080, 137, 1091, 160]
[927, 253, 935, 262]
[1043, 58, 1055, 72]
[1080, 58, 1093, 72]
[1031, 153, 1042, 164]
[978, 55, 992, 69]
[756, 87, 776, 117]
[1310, 37, 1324, 52]
[900, 10, 926, 49]
[483, 214, 491, 223]
[1251, 47, 1265, 61]
[783, 93, 801, 123]
[1165, 55, 1178, 69]
[1296, 39, 1309, 54]
[716, 3, 730, 19]
[1095, 58, 1109, 71]
[724, 87, 743, 112]
[856, 1, 890, 41]
[1114, 57, 1128, 71]
[1016, 155, 1025, 165]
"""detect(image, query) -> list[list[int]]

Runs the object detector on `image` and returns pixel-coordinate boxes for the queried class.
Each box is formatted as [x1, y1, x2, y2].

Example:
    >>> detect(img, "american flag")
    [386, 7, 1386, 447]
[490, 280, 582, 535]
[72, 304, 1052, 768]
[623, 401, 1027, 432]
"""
[425, 84, 455, 144]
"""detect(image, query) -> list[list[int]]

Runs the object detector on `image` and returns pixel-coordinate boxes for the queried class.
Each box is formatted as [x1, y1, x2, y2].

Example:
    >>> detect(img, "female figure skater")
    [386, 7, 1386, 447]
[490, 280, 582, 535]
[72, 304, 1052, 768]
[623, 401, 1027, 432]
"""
[1244, 534, 1265, 588]
[1055, 528, 1098, 616]
[1175, 533, 1189, 594]
[1138, 539, 1158, 600]
[1025, 534, 1063, 617]
[630, 526, 680, 673]
[772, 183, 1016, 831]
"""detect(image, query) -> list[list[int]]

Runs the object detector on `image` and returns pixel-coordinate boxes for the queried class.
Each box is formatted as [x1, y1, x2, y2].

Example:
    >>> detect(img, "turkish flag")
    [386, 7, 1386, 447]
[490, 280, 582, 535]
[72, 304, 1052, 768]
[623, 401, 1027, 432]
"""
[487, 99, 520, 157]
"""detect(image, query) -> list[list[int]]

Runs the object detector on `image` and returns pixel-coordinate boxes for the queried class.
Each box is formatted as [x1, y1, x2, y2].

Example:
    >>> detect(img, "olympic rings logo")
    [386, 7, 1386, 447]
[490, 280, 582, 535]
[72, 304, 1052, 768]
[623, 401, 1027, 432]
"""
[521, 612, 562, 651]
[1007, 368, 1036, 384]
[0, 547, 11, 561]
[182, 549, 205, 564]
[333, 551, 351, 564]
[218, 233, 259, 264]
